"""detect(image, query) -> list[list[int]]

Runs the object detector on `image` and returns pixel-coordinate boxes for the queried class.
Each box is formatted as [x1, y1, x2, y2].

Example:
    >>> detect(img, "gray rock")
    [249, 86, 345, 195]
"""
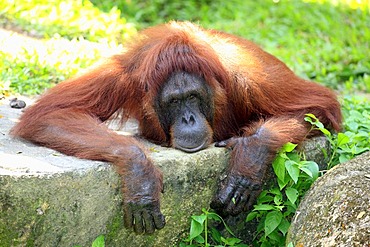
[287, 151, 370, 247]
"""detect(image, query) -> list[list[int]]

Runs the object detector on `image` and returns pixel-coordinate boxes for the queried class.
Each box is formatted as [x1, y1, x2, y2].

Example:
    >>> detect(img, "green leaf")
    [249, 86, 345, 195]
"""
[285, 160, 300, 184]
[92, 235, 104, 247]
[301, 161, 319, 180]
[253, 204, 275, 211]
[281, 142, 297, 153]
[191, 215, 207, 225]
[210, 227, 222, 243]
[272, 156, 286, 181]
[264, 211, 283, 236]
[314, 121, 325, 129]
[266, 230, 281, 241]
[258, 195, 274, 204]
[285, 187, 298, 205]
[221, 237, 242, 245]
[189, 220, 203, 240]
[207, 212, 221, 222]
[300, 167, 313, 177]
[270, 187, 282, 195]
[347, 122, 359, 131]
[304, 113, 317, 122]
[304, 116, 314, 124]
[287, 152, 301, 162]
[278, 218, 291, 235]
[261, 241, 271, 247]
[337, 133, 350, 146]
[319, 127, 332, 137]
[246, 211, 259, 222]
[273, 194, 283, 206]
[339, 154, 350, 163]
[305, 114, 331, 137]
[277, 177, 289, 190]
[194, 235, 205, 244]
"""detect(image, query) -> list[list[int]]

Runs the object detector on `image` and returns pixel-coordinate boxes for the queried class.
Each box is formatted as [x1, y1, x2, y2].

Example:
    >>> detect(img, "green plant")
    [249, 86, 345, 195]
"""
[0, 77, 10, 98]
[1, 0, 368, 95]
[182, 100, 370, 246]
[0, 51, 64, 95]
[246, 142, 319, 246]
[338, 96, 370, 161]
[92, 0, 370, 94]
[0, 0, 136, 43]
[247, 104, 370, 246]
[91, 0, 212, 28]
[0, 34, 123, 95]
[91, 235, 105, 247]
[305, 97, 370, 169]
[180, 208, 247, 247]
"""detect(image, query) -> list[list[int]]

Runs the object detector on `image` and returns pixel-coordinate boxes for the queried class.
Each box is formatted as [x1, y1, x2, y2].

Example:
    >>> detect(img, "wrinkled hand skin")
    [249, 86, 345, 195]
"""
[211, 136, 270, 216]
[122, 156, 165, 234]
[210, 173, 262, 216]
[123, 198, 165, 234]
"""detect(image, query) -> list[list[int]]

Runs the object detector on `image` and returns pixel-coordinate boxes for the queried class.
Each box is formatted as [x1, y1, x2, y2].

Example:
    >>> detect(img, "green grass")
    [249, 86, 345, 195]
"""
[0, 0, 369, 246]
[0, 34, 123, 94]
[1, 0, 369, 95]
[1, 0, 369, 96]
[0, 0, 136, 42]
[0, 0, 133, 95]
[90, 0, 370, 92]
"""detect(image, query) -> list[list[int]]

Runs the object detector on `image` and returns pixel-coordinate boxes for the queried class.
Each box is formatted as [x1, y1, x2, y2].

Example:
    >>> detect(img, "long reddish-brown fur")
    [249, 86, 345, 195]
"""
[11, 21, 341, 233]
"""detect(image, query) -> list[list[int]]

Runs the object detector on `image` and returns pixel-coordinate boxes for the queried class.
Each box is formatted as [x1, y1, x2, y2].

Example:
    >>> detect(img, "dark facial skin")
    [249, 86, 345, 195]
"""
[155, 72, 214, 152]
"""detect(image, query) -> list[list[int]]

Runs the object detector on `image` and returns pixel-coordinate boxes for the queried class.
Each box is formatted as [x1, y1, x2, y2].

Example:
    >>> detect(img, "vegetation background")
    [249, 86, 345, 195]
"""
[0, 0, 369, 246]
